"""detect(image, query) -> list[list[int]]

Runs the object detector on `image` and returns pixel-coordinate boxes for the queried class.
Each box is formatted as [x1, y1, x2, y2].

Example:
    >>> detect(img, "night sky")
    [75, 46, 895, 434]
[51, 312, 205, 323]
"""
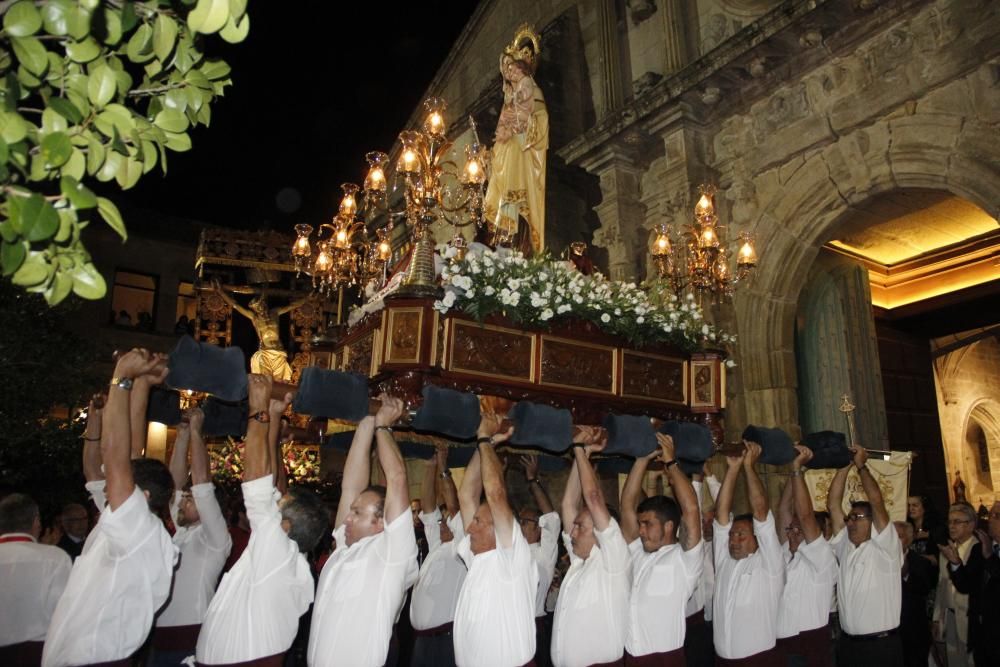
[121, 2, 479, 234]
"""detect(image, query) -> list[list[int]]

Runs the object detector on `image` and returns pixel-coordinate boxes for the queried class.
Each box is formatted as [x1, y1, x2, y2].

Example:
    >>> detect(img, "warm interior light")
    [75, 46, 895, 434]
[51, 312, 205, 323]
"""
[340, 195, 356, 217]
[293, 235, 310, 257]
[378, 240, 391, 260]
[402, 150, 417, 171]
[738, 239, 757, 265]
[314, 243, 333, 273]
[335, 228, 349, 247]
[696, 193, 713, 216]
[699, 227, 718, 248]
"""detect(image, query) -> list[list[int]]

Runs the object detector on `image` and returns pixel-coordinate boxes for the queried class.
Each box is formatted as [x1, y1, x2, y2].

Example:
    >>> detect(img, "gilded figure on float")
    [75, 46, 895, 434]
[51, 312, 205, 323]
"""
[483, 24, 547, 255]
[211, 278, 309, 381]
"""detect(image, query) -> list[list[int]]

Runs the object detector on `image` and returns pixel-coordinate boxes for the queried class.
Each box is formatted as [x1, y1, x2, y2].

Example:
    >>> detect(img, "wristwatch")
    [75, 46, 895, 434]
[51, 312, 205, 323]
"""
[110, 376, 133, 391]
[250, 410, 271, 424]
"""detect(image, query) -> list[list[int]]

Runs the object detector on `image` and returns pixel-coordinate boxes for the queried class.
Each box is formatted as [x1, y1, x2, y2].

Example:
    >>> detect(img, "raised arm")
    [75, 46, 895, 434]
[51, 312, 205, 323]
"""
[777, 474, 795, 545]
[621, 449, 658, 543]
[212, 279, 254, 320]
[267, 394, 294, 495]
[373, 396, 408, 524]
[275, 294, 311, 317]
[827, 462, 850, 536]
[853, 446, 889, 531]
[658, 433, 701, 550]
[715, 451, 746, 527]
[242, 374, 273, 483]
[742, 442, 769, 521]
[520, 454, 554, 515]
[459, 448, 482, 530]
[129, 375, 155, 458]
[82, 394, 105, 482]
[335, 416, 376, 529]
[478, 415, 515, 548]
[790, 445, 821, 542]
[105, 350, 167, 510]
[421, 452, 439, 517]
[436, 446, 460, 517]
[169, 418, 191, 491]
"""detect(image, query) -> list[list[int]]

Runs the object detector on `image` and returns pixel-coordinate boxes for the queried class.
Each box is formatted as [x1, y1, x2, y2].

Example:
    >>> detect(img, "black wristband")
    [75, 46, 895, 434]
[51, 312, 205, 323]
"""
[375, 425, 393, 434]
[476, 436, 493, 445]
[663, 459, 679, 469]
[526, 477, 539, 484]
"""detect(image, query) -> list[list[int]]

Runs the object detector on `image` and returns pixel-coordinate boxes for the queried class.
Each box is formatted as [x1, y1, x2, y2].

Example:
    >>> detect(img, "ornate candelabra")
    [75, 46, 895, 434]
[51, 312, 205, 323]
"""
[292, 98, 489, 301]
[650, 185, 758, 299]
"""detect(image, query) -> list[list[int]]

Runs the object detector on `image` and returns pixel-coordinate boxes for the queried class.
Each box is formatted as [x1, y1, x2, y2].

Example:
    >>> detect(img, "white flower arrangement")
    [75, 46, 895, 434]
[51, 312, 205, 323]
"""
[434, 249, 736, 353]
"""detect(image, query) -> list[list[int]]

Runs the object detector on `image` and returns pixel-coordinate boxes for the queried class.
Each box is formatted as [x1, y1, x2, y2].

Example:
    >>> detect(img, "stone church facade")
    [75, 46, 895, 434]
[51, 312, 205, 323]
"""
[411, 0, 1000, 505]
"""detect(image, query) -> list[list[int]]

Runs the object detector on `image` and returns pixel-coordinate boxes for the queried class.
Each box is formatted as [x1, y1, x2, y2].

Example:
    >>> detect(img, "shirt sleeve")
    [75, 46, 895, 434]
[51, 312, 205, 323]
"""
[713, 518, 731, 566]
[798, 535, 837, 578]
[681, 539, 705, 598]
[829, 527, 848, 563]
[457, 533, 474, 569]
[537, 511, 560, 571]
[192, 482, 231, 552]
[871, 521, 903, 568]
[754, 511, 785, 576]
[169, 490, 182, 527]
[447, 511, 465, 543]
[420, 509, 443, 553]
[562, 531, 580, 566]
[376, 509, 418, 564]
[85, 479, 106, 511]
[45, 549, 73, 623]
[499, 520, 534, 580]
[595, 518, 630, 574]
[242, 475, 301, 582]
[706, 475, 722, 502]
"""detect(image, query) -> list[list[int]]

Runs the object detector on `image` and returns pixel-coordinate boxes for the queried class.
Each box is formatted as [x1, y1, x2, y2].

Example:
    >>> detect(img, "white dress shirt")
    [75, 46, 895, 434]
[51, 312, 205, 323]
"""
[410, 509, 467, 631]
[627, 537, 704, 656]
[454, 521, 538, 667]
[831, 522, 902, 635]
[712, 511, 785, 660]
[684, 533, 715, 620]
[933, 536, 977, 643]
[531, 511, 560, 617]
[157, 483, 232, 628]
[85, 479, 106, 510]
[776, 536, 837, 638]
[196, 475, 314, 665]
[42, 486, 177, 667]
[307, 508, 419, 667]
[551, 518, 630, 667]
[0, 535, 72, 645]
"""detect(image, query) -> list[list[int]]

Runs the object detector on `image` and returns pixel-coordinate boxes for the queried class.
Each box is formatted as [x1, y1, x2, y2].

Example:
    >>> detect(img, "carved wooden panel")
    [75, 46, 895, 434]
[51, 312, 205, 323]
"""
[539, 336, 615, 394]
[195, 290, 232, 345]
[690, 357, 723, 410]
[344, 331, 375, 376]
[449, 321, 535, 381]
[385, 308, 423, 364]
[621, 351, 686, 404]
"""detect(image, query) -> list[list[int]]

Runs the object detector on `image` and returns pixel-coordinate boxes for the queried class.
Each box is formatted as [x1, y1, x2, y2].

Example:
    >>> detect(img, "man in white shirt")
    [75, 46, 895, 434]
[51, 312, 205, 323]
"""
[932, 502, 979, 667]
[197, 375, 328, 666]
[453, 415, 538, 667]
[411, 446, 467, 667]
[43, 349, 179, 667]
[151, 407, 232, 665]
[826, 445, 903, 666]
[519, 453, 561, 666]
[774, 445, 837, 666]
[620, 433, 704, 666]
[685, 469, 719, 667]
[0, 493, 72, 666]
[550, 427, 630, 667]
[307, 395, 419, 667]
[712, 441, 784, 666]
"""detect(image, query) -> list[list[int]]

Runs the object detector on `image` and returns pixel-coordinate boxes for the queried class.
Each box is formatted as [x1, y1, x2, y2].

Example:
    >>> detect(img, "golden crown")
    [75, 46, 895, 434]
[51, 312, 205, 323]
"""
[503, 23, 541, 74]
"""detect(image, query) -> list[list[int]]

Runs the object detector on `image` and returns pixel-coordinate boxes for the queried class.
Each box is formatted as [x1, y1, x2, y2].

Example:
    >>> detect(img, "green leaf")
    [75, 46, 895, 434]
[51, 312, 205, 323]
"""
[113, 65, 132, 95]
[200, 59, 231, 81]
[140, 139, 157, 173]
[115, 155, 142, 189]
[164, 87, 187, 111]
[0, 110, 28, 143]
[85, 133, 105, 174]
[143, 58, 163, 78]
[183, 68, 211, 91]
[170, 33, 198, 73]
[153, 14, 178, 62]
[125, 23, 154, 63]
[66, 37, 101, 63]
[40, 131, 72, 168]
[11, 251, 48, 286]
[0, 138, 8, 165]
[45, 269, 73, 304]
[94, 103, 134, 138]
[4, 1, 43, 37]
[41, 0, 72, 36]
[10, 36, 48, 76]
[63, 148, 85, 179]
[20, 194, 60, 242]
[96, 196, 126, 240]
[70, 261, 106, 299]
[96, 148, 121, 181]
[1, 240, 26, 276]
[188, 0, 230, 35]
[164, 130, 191, 152]
[99, 7, 123, 45]
[196, 102, 211, 127]
[65, 89, 91, 118]
[47, 96, 83, 124]
[153, 108, 189, 133]
[219, 12, 249, 44]
[15, 64, 43, 88]
[54, 208, 74, 242]
[60, 175, 97, 209]
[230, 0, 248, 21]
[86, 63, 116, 107]
[41, 107, 68, 135]
[65, 5, 92, 40]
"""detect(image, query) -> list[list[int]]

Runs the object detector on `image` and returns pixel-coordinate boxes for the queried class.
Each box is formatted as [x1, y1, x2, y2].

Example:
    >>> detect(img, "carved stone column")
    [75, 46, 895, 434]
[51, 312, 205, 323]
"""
[579, 144, 647, 282]
[598, 0, 625, 116]
[661, 0, 691, 74]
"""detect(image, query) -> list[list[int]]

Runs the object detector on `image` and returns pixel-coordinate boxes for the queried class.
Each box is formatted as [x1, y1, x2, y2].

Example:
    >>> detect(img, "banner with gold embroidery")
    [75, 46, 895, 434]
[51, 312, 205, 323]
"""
[805, 451, 912, 522]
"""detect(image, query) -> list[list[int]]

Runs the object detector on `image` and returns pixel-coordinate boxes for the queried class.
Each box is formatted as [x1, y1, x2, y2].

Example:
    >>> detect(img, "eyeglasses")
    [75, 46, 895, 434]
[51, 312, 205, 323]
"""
[846, 513, 871, 522]
[947, 519, 972, 526]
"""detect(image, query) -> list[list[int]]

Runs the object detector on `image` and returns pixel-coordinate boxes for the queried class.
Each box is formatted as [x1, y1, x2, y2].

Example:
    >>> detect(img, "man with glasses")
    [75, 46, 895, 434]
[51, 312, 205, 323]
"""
[827, 445, 902, 666]
[775, 445, 837, 666]
[944, 500, 1000, 667]
[55, 504, 90, 561]
[933, 503, 979, 667]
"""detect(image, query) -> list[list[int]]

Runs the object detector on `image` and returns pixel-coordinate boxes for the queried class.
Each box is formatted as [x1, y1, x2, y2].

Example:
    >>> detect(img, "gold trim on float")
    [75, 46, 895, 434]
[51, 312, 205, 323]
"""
[690, 359, 718, 409]
[384, 307, 424, 365]
[429, 311, 441, 368]
[538, 334, 616, 395]
[371, 323, 384, 376]
[447, 320, 537, 382]
[619, 349, 688, 405]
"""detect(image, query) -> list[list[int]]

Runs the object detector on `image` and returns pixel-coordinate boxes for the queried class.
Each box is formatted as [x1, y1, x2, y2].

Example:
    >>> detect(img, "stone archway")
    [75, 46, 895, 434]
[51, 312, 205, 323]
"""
[725, 106, 1000, 438]
[960, 400, 1000, 501]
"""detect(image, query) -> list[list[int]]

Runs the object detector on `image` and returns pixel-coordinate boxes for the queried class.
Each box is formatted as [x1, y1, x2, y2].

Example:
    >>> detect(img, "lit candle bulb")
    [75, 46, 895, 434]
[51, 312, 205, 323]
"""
[365, 167, 385, 192]
[402, 150, 417, 172]
[695, 193, 713, 216]
[738, 238, 757, 266]
[699, 227, 717, 248]
[378, 240, 391, 261]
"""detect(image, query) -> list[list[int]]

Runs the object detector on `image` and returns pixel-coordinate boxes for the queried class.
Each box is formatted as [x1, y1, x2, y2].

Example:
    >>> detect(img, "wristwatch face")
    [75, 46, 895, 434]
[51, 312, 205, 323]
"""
[112, 377, 133, 390]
